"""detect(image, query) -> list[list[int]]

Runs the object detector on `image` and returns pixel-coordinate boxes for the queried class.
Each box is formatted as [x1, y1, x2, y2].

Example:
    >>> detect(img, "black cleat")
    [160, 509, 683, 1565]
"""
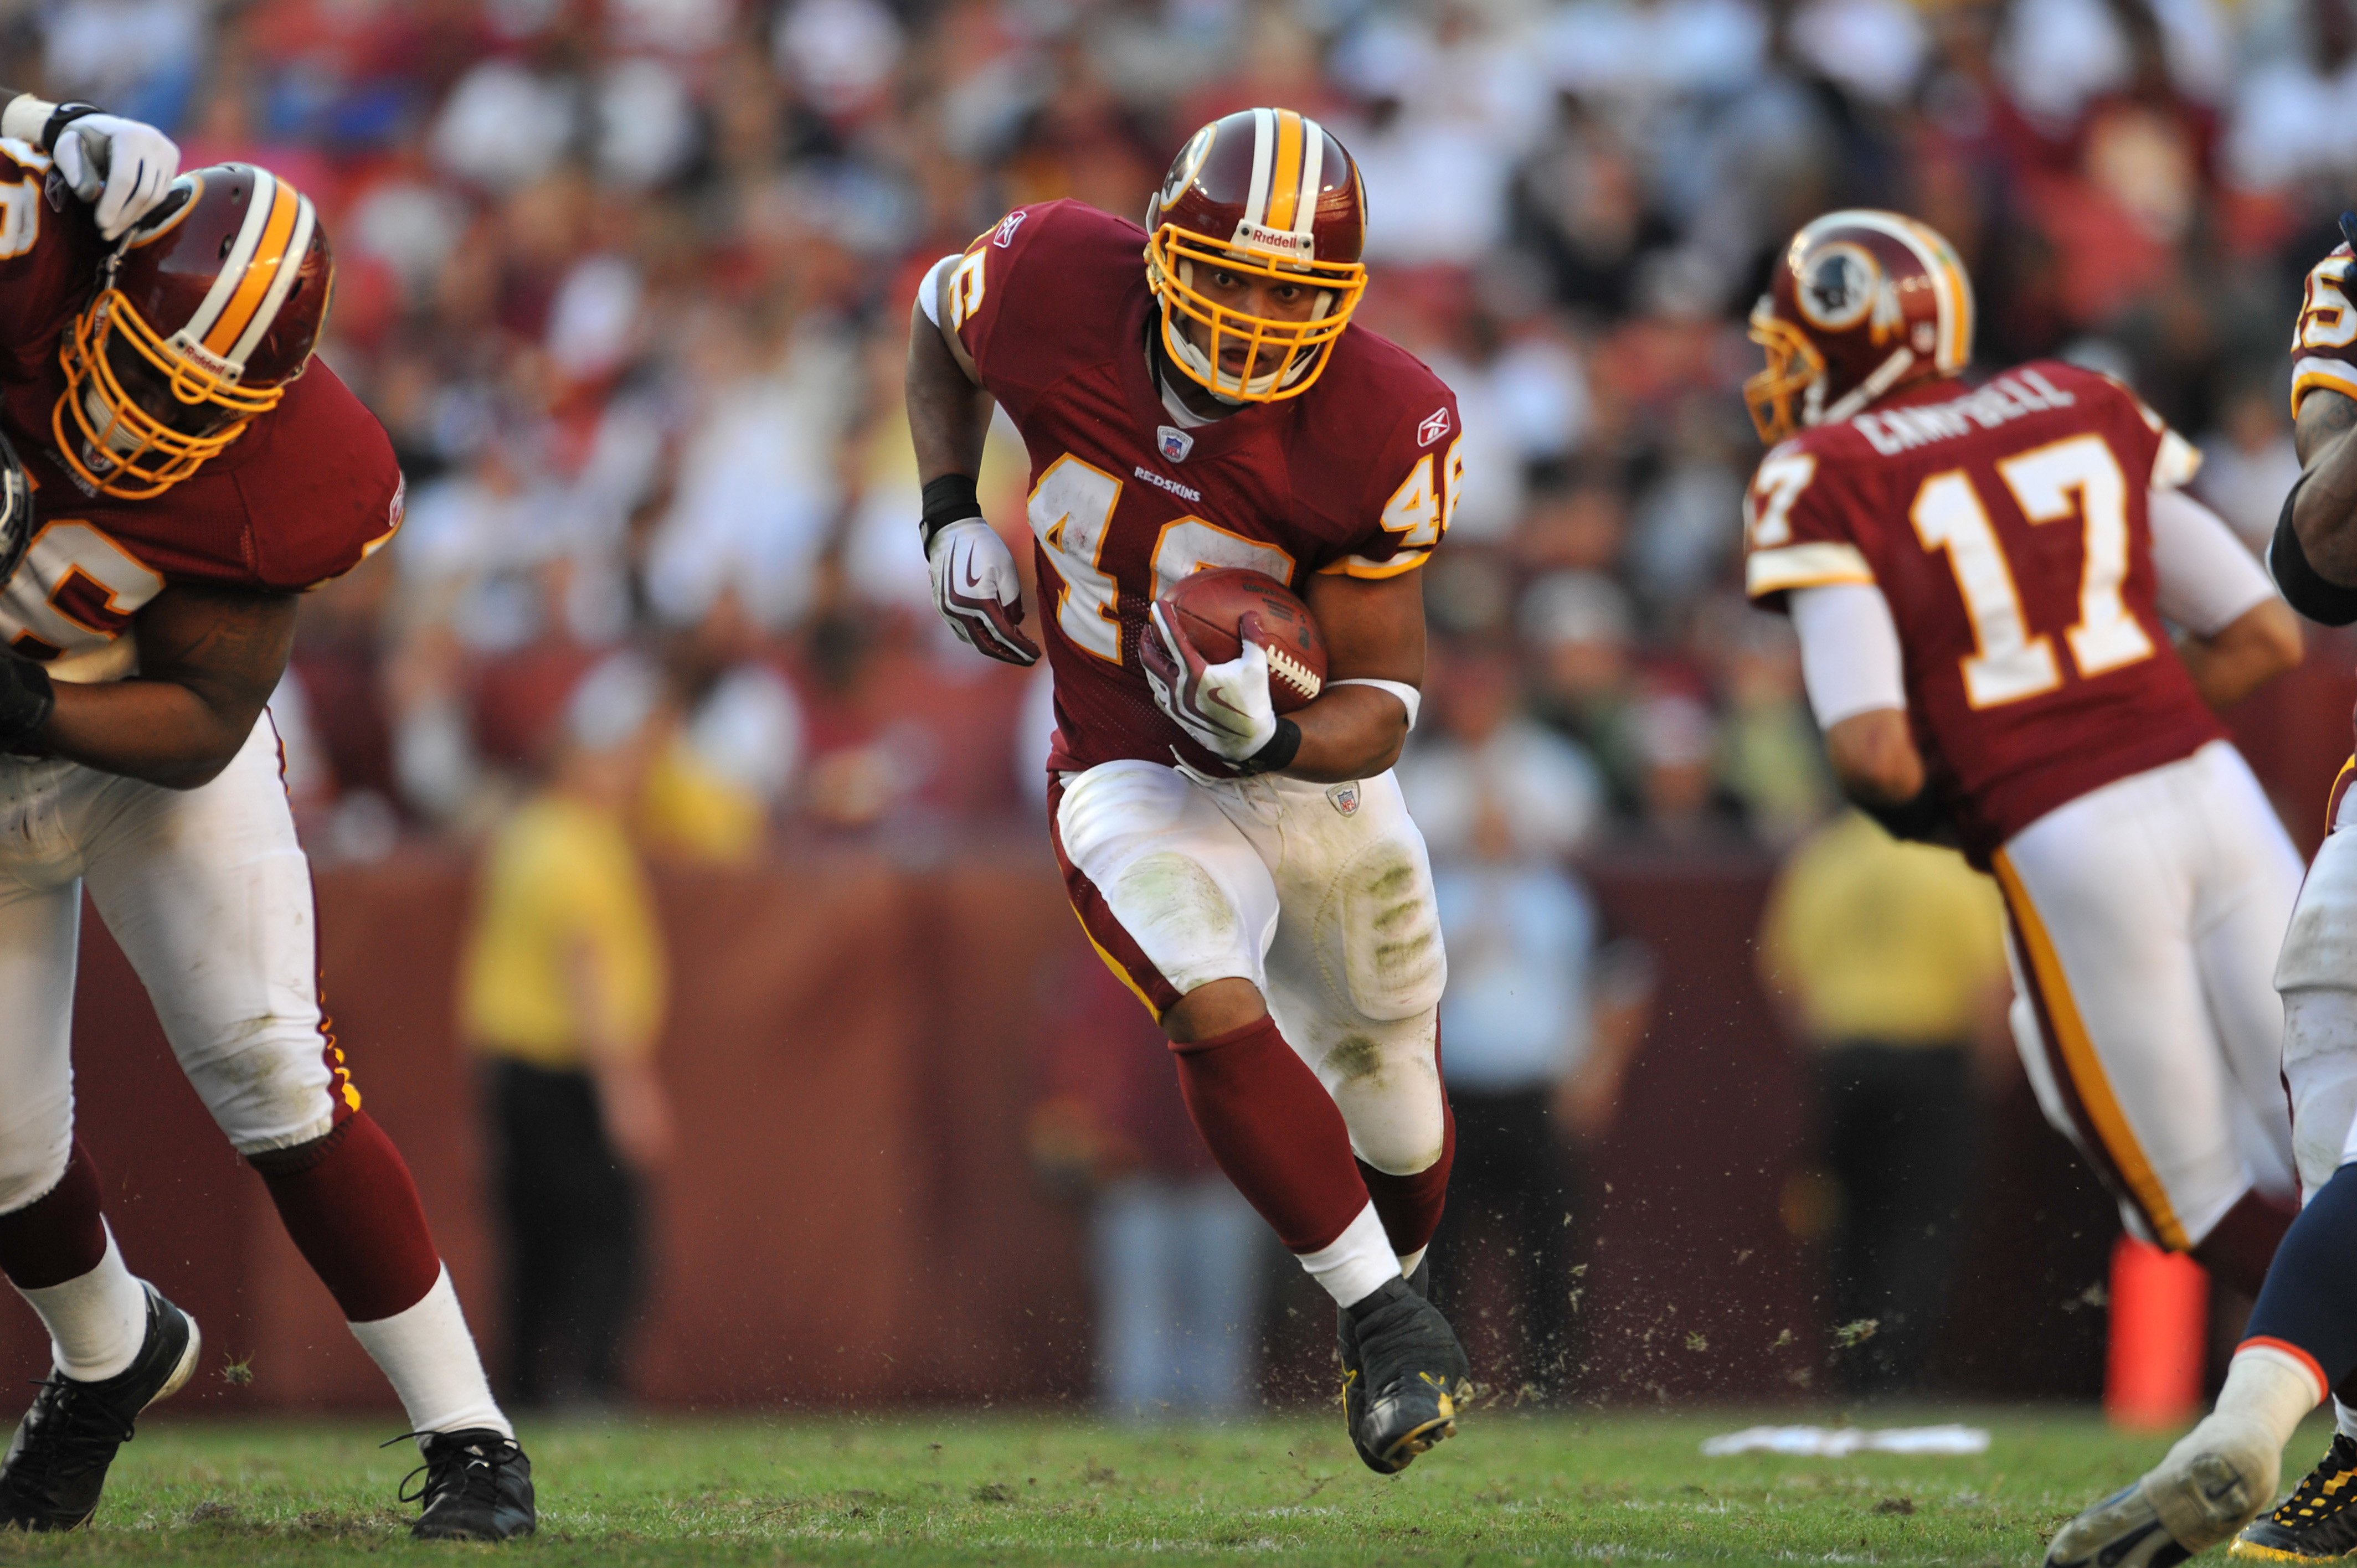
[2233, 1434, 2357, 1561]
[0, 1283, 199, 1531]
[1336, 1266, 1468, 1474]
[403, 1428, 536, 1541]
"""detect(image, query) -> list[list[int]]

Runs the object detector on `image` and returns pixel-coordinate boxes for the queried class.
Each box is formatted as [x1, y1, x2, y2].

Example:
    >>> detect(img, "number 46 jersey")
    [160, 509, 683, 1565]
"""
[1742, 358, 2218, 864]
[950, 199, 1463, 776]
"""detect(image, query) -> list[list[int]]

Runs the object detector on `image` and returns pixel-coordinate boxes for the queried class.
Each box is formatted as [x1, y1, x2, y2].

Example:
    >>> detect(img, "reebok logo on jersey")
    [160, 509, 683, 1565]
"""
[1158, 426, 1195, 463]
[1133, 465, 1202, 503]
[1417, 408, 1451, 447]
[992, 210, 1028, 247]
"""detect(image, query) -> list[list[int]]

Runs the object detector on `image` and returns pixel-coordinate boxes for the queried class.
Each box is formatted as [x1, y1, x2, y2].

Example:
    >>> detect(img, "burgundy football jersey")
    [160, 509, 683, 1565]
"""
[1743, 359, 2219, 864]
[951, 199, 1462, 775]
[2292, 241, 2357, 417]
[0, 138, 400, 674]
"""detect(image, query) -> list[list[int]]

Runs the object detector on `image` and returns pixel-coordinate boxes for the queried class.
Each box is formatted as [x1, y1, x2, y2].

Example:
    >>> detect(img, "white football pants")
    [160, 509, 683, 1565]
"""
[1051, 759, 1449, 1177]
[2273, 762, 2357, 1190]
[1993, 740, 2301, 1250]
[0, 716, 345, 1216]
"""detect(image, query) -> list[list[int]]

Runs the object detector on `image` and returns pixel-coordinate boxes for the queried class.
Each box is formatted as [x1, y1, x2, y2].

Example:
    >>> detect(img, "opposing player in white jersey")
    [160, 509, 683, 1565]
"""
[2052, 215, 2357, 1567]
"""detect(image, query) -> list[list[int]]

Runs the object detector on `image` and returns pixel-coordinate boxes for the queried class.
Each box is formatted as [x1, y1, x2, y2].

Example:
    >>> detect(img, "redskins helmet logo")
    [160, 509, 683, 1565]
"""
[1163, 124, 1214, 207]
[1796, 243, 1878, 332]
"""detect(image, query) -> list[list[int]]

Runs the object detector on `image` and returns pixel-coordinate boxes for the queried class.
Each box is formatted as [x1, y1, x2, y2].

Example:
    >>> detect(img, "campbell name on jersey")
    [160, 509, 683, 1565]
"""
[951, 199, 1462, 775]
[0, 138, 400, 678]
[1742, 358, 2216, 864]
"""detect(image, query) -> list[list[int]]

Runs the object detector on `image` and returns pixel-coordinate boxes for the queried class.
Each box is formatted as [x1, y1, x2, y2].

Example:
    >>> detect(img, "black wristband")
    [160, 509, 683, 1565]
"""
[2272, 472, 2357, 627]
[920, 473, 981, 551]
[1857, 786, 1947, 844]
[1235, 718, 1302, 776]
[40, 102, 97, 154]
[0, 655, 53, 752]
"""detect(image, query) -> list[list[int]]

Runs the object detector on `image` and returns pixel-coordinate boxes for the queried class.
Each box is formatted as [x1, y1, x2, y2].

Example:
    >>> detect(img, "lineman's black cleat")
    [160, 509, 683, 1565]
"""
[403, 1428, 536, 1540]
[1338, 1267, 1468, 1474]
[0, 1283, 199, 1531]
[1337, 1260, 1428, 1472]
[2232, 1434, 2357, 1561]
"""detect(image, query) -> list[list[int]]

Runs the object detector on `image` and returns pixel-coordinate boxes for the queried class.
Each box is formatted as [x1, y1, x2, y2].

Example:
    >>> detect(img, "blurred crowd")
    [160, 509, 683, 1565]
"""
[3, 0, 2335, 862]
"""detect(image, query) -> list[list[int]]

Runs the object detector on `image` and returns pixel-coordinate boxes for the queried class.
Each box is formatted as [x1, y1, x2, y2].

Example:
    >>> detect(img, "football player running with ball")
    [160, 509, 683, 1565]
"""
[906, 109, 1471, 1468]
[1733, 214, 2318, 1562]
[0, 96, 530, 1538]
[2051, 218, 2357, 1567]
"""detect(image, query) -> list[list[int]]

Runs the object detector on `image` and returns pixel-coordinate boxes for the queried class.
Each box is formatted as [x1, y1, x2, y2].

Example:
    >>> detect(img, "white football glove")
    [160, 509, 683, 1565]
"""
[54, 114, 179, 240]
[1140, 601, 1278, 764]
[927, 517, 1040, 666]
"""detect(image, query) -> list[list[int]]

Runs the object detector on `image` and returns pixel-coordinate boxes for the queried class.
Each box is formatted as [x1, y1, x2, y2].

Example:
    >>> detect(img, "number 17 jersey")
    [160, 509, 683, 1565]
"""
[1742, 359, 2219, 865]
[950, 199, 1463, 777]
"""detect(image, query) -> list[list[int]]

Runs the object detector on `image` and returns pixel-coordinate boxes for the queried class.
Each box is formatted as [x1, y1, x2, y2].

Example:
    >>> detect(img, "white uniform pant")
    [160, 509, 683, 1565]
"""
[1050, 759, 1449, 1177]
[1993, 740, 2300, 1250]
[0, 716, 346, 1216]
[2273, 762, 2357, 1190]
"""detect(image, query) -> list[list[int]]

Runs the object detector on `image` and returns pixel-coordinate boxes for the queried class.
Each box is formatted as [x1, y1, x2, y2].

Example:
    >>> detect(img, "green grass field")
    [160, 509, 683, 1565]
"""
[0, 1407, 2293, 1566]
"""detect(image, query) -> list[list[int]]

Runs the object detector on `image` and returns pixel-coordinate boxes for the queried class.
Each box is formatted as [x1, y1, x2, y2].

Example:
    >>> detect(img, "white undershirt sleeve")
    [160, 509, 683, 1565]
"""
[916, 253, 959, 327]
[2149, 486, 2276, 637]
[1788, 582, 1907, 730]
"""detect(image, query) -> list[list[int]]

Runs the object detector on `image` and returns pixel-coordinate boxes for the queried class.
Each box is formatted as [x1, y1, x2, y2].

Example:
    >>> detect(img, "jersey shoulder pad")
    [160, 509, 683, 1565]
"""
[225, 361, 403, 589]
[2293, 241, 2357, 417]
[1742, 431, 1884, 606]
[1300, 327, 1463, 581]
[2023, 358, 2194, 489]
[949, 199, 1146, 397]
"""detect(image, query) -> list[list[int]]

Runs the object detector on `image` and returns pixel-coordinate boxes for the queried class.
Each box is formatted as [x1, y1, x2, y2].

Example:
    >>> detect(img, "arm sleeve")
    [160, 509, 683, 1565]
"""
[2150, 486, 2276, 635]
[1788, 582, 1907, 729]
[2271, 473, 2357, 626]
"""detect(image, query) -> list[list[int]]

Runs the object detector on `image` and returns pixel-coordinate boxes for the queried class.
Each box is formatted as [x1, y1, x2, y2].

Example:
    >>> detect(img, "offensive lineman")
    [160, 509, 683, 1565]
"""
[2047, 219, 2357, 1566]
[1738, 213, 2308, 1398]
[0, 97, 532, 1538]
[905, 109, 1471, 1468]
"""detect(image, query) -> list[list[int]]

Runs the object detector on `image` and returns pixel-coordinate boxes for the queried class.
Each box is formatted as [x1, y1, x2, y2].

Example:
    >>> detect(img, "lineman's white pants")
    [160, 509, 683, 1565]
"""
[1993, 740, 2300, 1249]
[1049, 759, 1449, 1177]
[0, 717, 346, 1216]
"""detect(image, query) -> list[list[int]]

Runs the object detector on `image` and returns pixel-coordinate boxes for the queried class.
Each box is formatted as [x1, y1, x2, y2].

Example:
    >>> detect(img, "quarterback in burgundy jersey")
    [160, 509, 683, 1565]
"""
[2051, 225, 2357, 1567]
[1743, 214, 2313, 1544]
[0, 95, 531, 1539]
[907, 108, 1471, 1469]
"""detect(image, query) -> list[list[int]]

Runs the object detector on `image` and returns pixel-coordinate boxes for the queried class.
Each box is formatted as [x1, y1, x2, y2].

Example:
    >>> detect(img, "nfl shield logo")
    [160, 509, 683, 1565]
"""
[1158, 425, 1195, 463]
[1326, 782, 1361, 817]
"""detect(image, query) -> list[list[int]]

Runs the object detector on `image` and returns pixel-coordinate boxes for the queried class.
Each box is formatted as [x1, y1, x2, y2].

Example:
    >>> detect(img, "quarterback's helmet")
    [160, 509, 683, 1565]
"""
[1145, 107, 1367, 404]
[1744, 210, 1974, 444]
[56, 162, 332, 499]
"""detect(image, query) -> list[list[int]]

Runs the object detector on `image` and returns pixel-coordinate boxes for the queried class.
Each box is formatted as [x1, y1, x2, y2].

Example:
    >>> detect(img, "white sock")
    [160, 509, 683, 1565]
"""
[1397, 1246, 1427, 1281]
[14, 1226, 148, 1383]
[2337, 1396, 2357, 1443]
[2211, 1343, 2328, 1454]
[1297, 1203, 1400, 1308]
[347, 1267, 512, 1442]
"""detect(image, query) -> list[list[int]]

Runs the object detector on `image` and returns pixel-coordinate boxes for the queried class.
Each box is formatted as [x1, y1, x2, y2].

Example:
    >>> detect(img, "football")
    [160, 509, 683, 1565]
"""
[1157, 566, 1327, 713]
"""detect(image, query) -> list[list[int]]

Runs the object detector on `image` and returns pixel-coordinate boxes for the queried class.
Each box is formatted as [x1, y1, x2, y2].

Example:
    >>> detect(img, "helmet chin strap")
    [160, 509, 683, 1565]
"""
[1815, 346, 1917, 427]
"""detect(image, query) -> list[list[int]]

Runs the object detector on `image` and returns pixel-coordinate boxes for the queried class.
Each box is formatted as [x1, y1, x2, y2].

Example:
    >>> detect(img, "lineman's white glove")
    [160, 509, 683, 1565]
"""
[1140, 601, 1279, 764]
[54, 114, 179, 240]
[927, 517, 1041, 666]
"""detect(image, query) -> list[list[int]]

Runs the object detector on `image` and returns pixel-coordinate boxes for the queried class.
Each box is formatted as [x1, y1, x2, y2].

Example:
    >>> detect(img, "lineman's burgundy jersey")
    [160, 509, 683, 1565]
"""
[951, 199, 1461, 775]
[0, 138, 399, 677]
[1743, 359, 2217, 864]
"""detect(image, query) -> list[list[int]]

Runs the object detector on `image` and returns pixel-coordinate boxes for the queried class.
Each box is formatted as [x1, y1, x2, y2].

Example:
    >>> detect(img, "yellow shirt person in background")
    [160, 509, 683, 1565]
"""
[461, 654, 673, 1411]
[1757, 810, 2011, 1400]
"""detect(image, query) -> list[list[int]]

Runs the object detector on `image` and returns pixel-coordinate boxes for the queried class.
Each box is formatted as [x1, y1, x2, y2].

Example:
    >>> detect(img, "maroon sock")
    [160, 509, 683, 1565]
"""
[0, 1142, 108, 1289]
[2193, 1187, 2298, 1298]
[1356, 1092, 1455, 1259]
[1172, 1015, 1370, 1253]
[247, 1111, 441, 1322]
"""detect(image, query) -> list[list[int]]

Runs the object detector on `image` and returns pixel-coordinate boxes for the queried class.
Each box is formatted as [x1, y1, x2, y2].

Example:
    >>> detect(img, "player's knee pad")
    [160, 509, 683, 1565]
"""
[0, 1119, 71, 1218]
[184, 1020, 339, 1155]
[1327, 832, 1447, 1023]
[1321, 1009, 1447, 1175]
